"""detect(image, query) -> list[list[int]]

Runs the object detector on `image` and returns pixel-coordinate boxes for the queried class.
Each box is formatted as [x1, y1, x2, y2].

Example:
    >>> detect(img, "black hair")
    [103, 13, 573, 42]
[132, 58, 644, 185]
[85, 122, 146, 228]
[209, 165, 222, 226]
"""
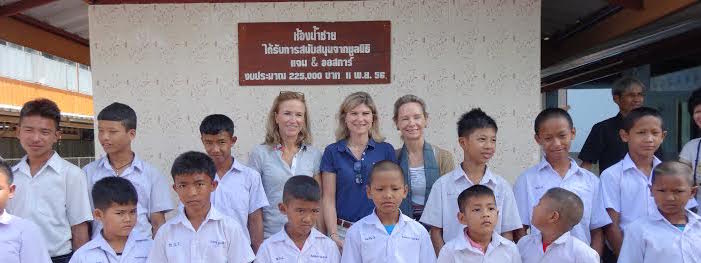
[612, 76, 645, 97]
[170, 151, 216, 181]
[200, 114, 234, 136]
[98, 102, 137, 130]
[622, 106, 665, 132]
[652, 161, 694, 186]
[0, 161, 13, 185]
[534, 108, 573, 134]
[457, 185, 495, 213]
[542, 187, 583, 229]
[457, 108, 497, 138]
[687, 88, 701, 116]
[91, 176, 139, 211]
[368, 160, 404, 185]
[282, 175, 321, 203]
[19, 98, 61, 130]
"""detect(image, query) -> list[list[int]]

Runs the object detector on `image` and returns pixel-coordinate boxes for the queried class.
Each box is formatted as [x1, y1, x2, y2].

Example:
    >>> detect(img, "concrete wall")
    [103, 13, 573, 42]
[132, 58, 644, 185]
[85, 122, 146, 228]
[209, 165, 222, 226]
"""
[88, 0, 541, 182]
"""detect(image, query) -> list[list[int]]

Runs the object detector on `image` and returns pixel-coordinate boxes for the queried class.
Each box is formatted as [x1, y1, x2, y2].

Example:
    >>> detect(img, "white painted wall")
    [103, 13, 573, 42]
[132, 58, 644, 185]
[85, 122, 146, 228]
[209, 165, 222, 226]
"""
[88, 0, 541, 183]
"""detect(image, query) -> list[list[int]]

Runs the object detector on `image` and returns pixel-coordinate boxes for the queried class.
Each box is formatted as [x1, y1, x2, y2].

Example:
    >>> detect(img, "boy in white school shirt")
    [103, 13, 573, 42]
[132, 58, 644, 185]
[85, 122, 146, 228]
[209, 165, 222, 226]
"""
[84, 102, 174, 239]
[513, 108, 610, 255]
[341, 161, 436, 263]
[437, 185, 520, 263]
[517, 188, 599, 263]
[199, 114, 268, 253]
[147, 151, 255, 263]
[0, 160, 52, 263]
[255, 176, 340, 263]
[8, 98, 92, 263]
[70, 177, 152, 263]
[421, 108, 522, 255]
[618, 161, 701, 262]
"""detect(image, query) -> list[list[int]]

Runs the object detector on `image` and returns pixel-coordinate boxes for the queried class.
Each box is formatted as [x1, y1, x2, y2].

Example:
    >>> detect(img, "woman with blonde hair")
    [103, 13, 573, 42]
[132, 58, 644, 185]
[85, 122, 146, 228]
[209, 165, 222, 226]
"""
[393, 95, 455, 220]
[248, 91, 323, 237]
[320, 91, 397, 248]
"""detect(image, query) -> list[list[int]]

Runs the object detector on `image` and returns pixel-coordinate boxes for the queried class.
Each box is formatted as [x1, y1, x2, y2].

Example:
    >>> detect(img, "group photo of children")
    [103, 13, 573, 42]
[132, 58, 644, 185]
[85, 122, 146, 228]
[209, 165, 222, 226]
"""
[2, 76, 701, 263]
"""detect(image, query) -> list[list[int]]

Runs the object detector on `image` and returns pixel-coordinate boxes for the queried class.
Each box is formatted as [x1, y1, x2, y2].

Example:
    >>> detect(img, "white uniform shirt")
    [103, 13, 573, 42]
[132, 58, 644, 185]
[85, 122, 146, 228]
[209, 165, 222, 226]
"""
[0, 210, 52, 263]
[147, 206, 255, 263]
[255, 227, 340, 263]
[678, 137, 701, 206]
[7, 152, 93, 256]
[248, 144, 321, 237]
[341, 210, 436, 263]
[84, 155, 175, 239]
[514, 158, 611, 244]
[211, 158, 269, 243]
[517, 231, 599, 263]
[420, 166, 522, 242]
[69, 231, 152, 263]
[600, 154, 697, 231]
[619, 209, 701, 263]
[437, 227, 521, 263]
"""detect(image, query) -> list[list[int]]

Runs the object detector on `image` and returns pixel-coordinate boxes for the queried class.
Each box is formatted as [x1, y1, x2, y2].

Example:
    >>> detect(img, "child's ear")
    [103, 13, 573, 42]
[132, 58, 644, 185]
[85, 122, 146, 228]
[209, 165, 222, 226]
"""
[533, 133, 542, 145]
[211, 180, 219, 191]
[661, 130, 668, 140]
[619, 129, 629, 143]
[458, 137, 468, 149]
[550, 211, 560, 223]
[128, 129, 136, 140]
[401, 184, 409, 198]
[457, 211, 466, 225]
[231, 136, 238, 145]
[93, 209, 103, 221]
[278, 203, 287, 216]
[690, 186, 698, 200]
[366, 183, 372, 198]
[8, 184, 15, 199]
[571, 127, 576, 138]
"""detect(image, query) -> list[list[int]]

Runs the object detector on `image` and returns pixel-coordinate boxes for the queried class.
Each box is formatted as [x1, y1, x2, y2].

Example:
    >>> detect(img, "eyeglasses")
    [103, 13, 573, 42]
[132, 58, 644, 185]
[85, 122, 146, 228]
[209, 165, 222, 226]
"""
[353, 161, 363, 185]
[279, 91, 305, 99]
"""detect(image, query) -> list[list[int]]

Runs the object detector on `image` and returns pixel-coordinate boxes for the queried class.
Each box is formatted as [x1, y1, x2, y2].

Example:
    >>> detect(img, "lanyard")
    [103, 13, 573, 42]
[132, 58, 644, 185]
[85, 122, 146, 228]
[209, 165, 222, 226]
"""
[102, 250, 113, 263]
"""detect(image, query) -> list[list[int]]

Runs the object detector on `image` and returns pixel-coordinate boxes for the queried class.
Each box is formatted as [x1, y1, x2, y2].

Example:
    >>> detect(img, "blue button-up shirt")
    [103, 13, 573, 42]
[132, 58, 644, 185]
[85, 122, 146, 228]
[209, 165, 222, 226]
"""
[320, 138, 397, 222]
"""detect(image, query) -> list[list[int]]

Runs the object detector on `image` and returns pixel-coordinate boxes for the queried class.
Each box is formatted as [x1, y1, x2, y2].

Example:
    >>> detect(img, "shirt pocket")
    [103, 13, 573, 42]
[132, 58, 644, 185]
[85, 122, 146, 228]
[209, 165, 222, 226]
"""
[204, 239, 229, 262]
[395, 234, 422, 263]
[36, 175, 66, 221]
[359, 233, 383, 263]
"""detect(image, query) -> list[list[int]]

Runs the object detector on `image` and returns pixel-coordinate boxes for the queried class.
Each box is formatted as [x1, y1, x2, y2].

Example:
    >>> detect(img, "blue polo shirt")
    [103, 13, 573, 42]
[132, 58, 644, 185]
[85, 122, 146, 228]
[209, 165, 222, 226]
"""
[320, 138, 397, 222]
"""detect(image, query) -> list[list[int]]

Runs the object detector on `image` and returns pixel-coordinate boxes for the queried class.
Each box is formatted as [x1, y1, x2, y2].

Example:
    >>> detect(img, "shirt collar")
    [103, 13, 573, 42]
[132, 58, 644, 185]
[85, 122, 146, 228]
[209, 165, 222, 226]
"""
[83, 230, 150, 254]
[98, 154, 144, 173]
[551, 231, 571, 246]
[649, 208, 701, 226]
[336, 138, 377, 152]
[536, 158, 584, 177]
[0, 210, 13, 224]
[621, 153, 661, 173]
[271, 225, 327, 244]
[274, 144, 308, 151]
[453, 226, 511, 253]
[13, 152, 63, 175]
[364, 209, 411, 230]
[452, 165, 496, 185]
[173, 205, 224, 230]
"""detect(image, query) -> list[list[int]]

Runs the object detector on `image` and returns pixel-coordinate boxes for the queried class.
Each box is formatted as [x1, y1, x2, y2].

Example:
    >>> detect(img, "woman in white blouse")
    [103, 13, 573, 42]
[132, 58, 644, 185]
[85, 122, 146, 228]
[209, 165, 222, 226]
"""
[679, 88, 701, 209]
[248, 91, 323, 237]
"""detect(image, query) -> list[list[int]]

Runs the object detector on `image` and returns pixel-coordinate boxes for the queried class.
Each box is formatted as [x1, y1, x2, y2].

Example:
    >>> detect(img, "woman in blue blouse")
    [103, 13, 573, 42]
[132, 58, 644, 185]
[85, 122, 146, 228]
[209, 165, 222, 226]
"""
[320, 91, 397, 248]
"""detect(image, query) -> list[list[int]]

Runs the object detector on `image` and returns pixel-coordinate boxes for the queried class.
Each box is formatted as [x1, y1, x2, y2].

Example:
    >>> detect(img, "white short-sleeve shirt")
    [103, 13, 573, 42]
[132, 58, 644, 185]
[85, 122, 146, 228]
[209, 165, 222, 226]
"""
[513, 158, 611, 244]
[679, 138, 701, 206]
[7, 152, 93, 257]
[341, 210, 436, 263]
[147, 206, 255, 263]
[0, 210, 52, 263]
[211, 158, 269, 243]
[600, 154, 698, 231]
[84, 155, 175, 239]
[619, 209, 701, 263]
[437, 226, 521, 263]
[69, 231, 152, 263]
[255, 227, 340, 263]
[248, 144, 321, 237]
[517, 231, 600, 263]
[420, 166, 522, 242]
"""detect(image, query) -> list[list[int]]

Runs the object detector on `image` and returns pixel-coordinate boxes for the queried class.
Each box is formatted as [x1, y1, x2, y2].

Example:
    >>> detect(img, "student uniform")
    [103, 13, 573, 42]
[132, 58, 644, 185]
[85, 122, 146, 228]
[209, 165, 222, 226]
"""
[341, 210, 436, 263]
[255, 227, 340, 263]
[420, 166, 522, 242]
[69, 231, 152, 263]
[514, 158, 611, 244]
[600, 154, 697, 232]
[437, 226, 521, 263]
[84, 155, 175, 238]
[8, 152, 93, 258]
[210, 158, 269, 243]
[618, 209, 701, 263]
[147, 207, 255, 263]
[517, 231, 599, 263]
[0, 210, 52, 263]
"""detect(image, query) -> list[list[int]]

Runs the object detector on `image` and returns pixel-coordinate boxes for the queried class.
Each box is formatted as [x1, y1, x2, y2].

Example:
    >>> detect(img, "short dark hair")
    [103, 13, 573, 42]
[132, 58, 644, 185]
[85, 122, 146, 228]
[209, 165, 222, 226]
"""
[652, 161, 694, 186]
[170, 151, 216, 181]
[92, 176, 139, 211]
[283, 175, 321, 203]
[612, 76, 645, 97]
[19, 98, 60, 130]
[687, 88, 701, 116]
[534, 108, 573, 134]
[457, 108, 497, 138]
[368, 160, 404, 185]
[0, 161, 13, 185]
[622, 106, 665, 132]
[98, 102, 137, 130]
[542, 187, 583, 229]
[457, 185, 495, 213]
[200, 114, 234, 136]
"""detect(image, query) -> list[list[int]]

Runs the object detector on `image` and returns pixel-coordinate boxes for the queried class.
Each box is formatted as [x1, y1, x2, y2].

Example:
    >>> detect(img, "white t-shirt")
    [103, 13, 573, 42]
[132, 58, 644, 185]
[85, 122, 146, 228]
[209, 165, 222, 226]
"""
[409, 166, 427, 205]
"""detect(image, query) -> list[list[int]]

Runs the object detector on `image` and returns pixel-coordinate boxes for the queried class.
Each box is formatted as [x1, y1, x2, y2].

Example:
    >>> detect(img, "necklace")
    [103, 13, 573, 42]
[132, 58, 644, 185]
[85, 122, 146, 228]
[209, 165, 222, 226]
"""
[109, 153, 134, 172]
